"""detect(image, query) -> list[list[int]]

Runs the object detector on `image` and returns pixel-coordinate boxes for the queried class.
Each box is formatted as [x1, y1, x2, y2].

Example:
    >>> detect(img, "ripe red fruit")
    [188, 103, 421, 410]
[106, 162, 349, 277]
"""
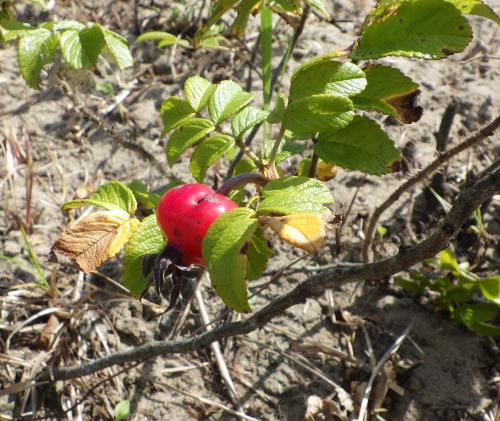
[156, 183, 239, 267]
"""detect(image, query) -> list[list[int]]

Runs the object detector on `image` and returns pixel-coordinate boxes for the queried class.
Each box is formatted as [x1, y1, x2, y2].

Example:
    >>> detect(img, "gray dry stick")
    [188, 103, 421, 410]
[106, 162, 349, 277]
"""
[31, 162, 500, 383]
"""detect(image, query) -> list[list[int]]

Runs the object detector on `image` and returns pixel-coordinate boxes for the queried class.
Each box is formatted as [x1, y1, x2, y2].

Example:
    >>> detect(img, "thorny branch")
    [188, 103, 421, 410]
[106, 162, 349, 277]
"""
[35, 163, 500, 383]
[363, 115, 500, 263]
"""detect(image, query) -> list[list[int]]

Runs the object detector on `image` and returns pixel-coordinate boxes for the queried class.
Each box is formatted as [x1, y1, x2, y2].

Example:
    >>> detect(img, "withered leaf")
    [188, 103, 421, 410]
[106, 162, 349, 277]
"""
[51, 210, 139, 273]
[316, 161, 337, 181]
[387, 90, 423, 123]
[262, 212, 329, 254]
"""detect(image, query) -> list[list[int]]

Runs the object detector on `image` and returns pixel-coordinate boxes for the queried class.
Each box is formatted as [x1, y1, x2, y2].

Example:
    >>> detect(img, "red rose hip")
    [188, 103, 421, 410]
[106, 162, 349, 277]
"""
[156, 183, 239, 267]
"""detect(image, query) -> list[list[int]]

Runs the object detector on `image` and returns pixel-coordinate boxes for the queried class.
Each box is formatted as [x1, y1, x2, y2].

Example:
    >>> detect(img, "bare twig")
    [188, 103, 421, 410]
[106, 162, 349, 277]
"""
[31, 164, 499, 382]
[363, 115, 500, 263]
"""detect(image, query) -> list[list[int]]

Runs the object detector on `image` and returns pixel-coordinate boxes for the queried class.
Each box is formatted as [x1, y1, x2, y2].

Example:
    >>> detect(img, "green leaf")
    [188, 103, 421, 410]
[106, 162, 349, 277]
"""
[28, 0, 47, 9]
[165, 118, 215, 166]
[454, 303, 498, 331]
[352, 65, 422, 123]
[232, 106, 270, 139]
[260, 4, 273, 109]
[479, 276, 500, 305]
[276, 142, 305, 163]
[231, 0, 261, 37]
[160, 97, 195, 135]
[203, 208, 258, 313]
[290, 60, 366, 102]
[184, 76, 216, 112]
[258, 176, 333, 215]
[267, 93, 287, 124]
[247, 228, 272, 280]
[60, 25, 105, 69]
[468, 321, 500, 337]
[395, 276, 424, 296]
[316, 116, 401, 176]
[127, 180, 160, 210]
[114, 400, 131, 421]
[208, 80, 253, 125]
[446, 0, 500, 24]
[101, 28, 133, 69]
[123, 215, 165, 298]
[233, 159, 258, 175]
[54, 21, 85, 31]
[439, 248, 460, 272]
[283, 95, 354, 134]
[17, 28, 58, 89]
[136, 31, 189, 47]
[352, 0, 473, 60]
[63, 181, 137, 215]
[189, 134, 235, 182]
[195, 0, 239, 44]
[0, 16, 34, 41]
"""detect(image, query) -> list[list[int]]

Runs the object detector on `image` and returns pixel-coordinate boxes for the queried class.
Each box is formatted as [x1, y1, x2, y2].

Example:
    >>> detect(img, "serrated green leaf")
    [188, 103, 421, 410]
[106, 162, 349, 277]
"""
[184, 76, 215, 112]
[114, 399, 130, 421]
[0, 16, 34, 41]
[208, 80, 253, 125]
[123, 215, 165, 297]
[63, 181, 137, 215]
[352, 65, 422, 123]
[60, 25, 105, 69]
[446, 0, 500, 24]
[290, 60, 366, 102]
[203, 207, 257, 313]
[316, 116, 401, 176]
[190, 134, 235, 181]
[284, 95, 354, 134]
[160, 97, 195, 135]
[55, 21, 85, 31]
[101, 28, 133, 69]
[352, 0, 473, 60]
[232, 106, 270, 139]
[17, 28, 58, 89]
[479, 276, 500, 305]
[276, 142, 305, 163]
[127, 180, 160, 210]
[258, 176, 333, 215]
[247, 228, 272, 280]
[166, 118, 215, 166]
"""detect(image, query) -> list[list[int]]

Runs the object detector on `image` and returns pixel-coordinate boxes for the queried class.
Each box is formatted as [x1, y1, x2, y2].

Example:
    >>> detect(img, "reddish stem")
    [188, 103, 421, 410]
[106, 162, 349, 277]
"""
[216, 172, 269, 196]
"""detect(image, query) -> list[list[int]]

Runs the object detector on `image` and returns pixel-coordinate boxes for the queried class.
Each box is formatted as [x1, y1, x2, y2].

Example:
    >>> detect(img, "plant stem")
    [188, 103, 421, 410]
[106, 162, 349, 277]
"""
[266, 125, 286, 178]
[216, 172, 269, 196]
[235, 137, 261, 164]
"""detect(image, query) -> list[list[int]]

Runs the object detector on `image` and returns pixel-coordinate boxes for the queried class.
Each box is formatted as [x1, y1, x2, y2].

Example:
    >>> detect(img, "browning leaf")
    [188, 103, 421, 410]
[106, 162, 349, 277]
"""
[51, 210, 139, 273]
[316, 161, 337, 181]
[386, 90, 423, 123]
[262, 213, 329, 254]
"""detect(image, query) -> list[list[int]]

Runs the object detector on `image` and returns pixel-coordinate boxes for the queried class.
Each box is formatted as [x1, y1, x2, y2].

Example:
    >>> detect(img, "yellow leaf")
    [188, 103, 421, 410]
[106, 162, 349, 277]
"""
[316, 161, 337, 181]
[51, 210, 138, 273]
[263, 213, 328, 254]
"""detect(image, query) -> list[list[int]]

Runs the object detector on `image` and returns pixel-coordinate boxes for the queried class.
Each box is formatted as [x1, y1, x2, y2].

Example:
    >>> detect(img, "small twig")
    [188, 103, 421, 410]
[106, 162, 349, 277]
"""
[356, 320, 414, 421]
[363, 115, 500, 263]
[216, 172, 269, 196]
[307, 150, 319, 179]
[194, 276, 246, 418]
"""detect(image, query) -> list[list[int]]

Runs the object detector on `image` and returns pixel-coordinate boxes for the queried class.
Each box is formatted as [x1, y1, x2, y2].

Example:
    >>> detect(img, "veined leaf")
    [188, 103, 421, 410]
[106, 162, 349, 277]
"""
[290, 60, 366, 101]
[51, 209, 139, 273]
[316, 116, 401, 175]
[352, 0, 473, 60]
[101, 27, 133, 69]
[0, 15, 34, 41]
[17, 28, 58, 88]
[166, 118, 215, 166]
[203, 207, 258, 313]
[60, 25, 105, 69]
[258, 176, 333, 215]
[267, 93, 287, 124]
[208, 80, 253, 125]
[283, 95, 354, 134]
[63, 181, 137, 215]
[123, 215, 165, 297]
[246, 228, 272, 280]
[160, 97, 195, 135]
[446, 0, 500, 24]
[184, 76, 215, 112]
[231, 106, 269, 139]
[352, 64, 423, 123]
[189, 134, 235, 181]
